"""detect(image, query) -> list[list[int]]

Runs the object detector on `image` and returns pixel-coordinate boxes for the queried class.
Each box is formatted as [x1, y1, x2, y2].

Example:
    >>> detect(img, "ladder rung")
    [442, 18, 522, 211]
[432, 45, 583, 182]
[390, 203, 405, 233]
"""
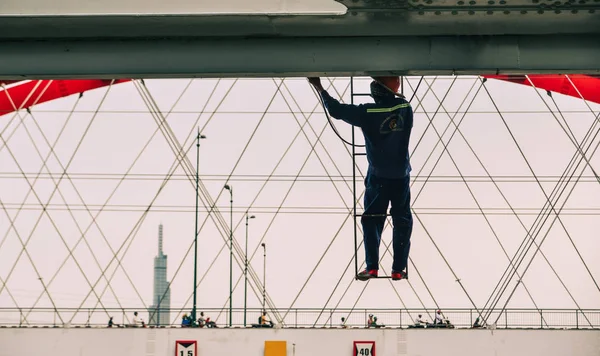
[352, 93, 372, 97]
[354, 213, 391, 217]
[354, 152, 367, 156]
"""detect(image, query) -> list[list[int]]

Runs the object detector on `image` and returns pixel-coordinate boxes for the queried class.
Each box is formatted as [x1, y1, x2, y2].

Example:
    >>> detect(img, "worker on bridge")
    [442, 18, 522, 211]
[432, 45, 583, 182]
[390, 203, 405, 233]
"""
[307, 76, 413, 281]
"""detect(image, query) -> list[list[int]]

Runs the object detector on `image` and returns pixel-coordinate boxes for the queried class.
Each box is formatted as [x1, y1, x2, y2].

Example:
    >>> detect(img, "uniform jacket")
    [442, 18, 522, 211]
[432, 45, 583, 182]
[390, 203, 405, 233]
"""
[320, 90, 413, 179]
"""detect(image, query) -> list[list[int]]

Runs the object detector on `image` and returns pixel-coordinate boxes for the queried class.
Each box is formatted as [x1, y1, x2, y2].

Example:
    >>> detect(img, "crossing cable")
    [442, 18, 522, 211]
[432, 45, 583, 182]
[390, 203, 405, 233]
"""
[96, 79, 198, 322]
[0, 81, 63, 253]
[69, 79, 240, 324]
[269, 79, 361, 325]
[528, 77, 600, 183]
[133, 79, 275, 322]
[136, 79, 287, 323]
[479, 81, 600, 321]
[200, 80, 289, 318]
[212, 78, 356, 325]
[491, 128, 600, 327]
[216, 101, 338, 325]
[0, 276, 22, 323]
[58, 79, 200, 320]
[0, 80, 95, 317]
[0, 200, 64, 326]
[73, 141, 195, 324]
[75, 137, 197, 323]
[0, 82, 70, 322]
[272, 78, 365, 319]
[77, 79, 223, 323]
[0, 80, 47, 148]
[525, 77, 600, 295]
[423, 78, 560, 323]
[407, 76, 479, 195]
[480, 81, 600, 326]
[477, 80, 570, 320]
[0, 81, 114, 323]
[413, 77, 552, 325]
[407, 76, 467, 162]
[174, 79, 344, 326]
[398, 77, 483, 310]
[486, 93, 600, 318]
[20, 93, 148, 315]
[144, 79, 287, 324]
[13, 100, 136, 320]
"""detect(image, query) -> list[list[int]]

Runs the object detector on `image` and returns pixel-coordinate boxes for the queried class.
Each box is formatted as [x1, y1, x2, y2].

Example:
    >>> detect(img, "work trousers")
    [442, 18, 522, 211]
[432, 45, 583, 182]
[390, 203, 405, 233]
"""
[361, 171, 413, 272]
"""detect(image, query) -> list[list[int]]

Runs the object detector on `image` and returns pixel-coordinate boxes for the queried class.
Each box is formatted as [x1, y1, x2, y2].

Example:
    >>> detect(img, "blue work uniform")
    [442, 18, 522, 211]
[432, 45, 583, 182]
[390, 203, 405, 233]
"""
[320, 90, 414, 273]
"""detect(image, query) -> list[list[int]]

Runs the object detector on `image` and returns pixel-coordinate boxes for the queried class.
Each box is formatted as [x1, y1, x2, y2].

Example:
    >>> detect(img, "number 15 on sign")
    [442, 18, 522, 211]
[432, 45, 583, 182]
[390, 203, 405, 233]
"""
[353, 341, 375, 356]
[175, 340, 197, 356]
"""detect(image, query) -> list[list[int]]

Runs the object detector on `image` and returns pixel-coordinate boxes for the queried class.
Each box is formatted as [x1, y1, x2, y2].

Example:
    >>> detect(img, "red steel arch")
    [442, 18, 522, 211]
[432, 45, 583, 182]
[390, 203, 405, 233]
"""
[483, 74, 600, 104]
[0, 79, 130, 117]
[1, 76, 599, 118]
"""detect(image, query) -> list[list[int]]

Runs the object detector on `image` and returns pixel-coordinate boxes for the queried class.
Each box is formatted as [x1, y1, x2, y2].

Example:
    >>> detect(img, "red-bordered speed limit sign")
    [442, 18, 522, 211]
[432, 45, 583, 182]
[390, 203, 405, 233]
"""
[175, 340, 197, 356]
[353, 341, 375, 356]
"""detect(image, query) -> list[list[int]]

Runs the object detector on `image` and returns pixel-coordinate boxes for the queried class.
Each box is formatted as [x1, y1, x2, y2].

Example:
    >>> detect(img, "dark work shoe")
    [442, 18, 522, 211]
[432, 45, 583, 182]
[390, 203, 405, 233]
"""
[357, 269, 378, 281]
[391, 270, 408, 281]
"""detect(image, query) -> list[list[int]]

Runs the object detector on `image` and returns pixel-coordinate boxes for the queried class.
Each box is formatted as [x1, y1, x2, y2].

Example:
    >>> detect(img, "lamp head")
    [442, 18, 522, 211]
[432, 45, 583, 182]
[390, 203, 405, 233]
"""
[224, 184, 231, 191]
[250, 215, 256, 219]
[261, 243, 265, 247]
[200, 134, 207, 139]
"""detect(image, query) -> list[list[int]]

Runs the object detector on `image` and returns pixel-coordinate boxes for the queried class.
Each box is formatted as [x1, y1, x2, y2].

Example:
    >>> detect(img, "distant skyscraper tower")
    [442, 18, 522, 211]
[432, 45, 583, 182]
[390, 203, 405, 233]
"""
[148, 224, 171, 326]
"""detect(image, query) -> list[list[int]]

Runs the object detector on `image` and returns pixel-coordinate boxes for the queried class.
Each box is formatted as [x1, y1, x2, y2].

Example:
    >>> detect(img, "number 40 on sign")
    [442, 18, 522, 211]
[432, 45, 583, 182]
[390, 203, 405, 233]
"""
[353, 341, 375, 356]
[175, 340, 197, 356]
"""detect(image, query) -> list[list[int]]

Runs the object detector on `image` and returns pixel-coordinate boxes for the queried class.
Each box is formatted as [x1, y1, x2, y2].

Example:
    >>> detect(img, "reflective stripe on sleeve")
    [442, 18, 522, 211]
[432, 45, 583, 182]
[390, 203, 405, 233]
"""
[366, 103, 411, 113]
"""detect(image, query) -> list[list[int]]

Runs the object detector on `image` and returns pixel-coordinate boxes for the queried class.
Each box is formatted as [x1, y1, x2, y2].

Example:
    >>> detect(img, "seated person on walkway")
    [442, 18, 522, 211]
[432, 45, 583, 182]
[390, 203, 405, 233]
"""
[340, 317, 348, 329]
[372, 316, 384, 328]
[181, 314, 192, 327]
[367, 314, 384, 328]
[434, 310, 443, 325]
[197, 312, 206, 328]
[260, 311, 274, 327]
[408, 314, 427, 328]
[473, 317, 482, 328]
[132, 311, 145, 327]
[205, 316, 217, 328]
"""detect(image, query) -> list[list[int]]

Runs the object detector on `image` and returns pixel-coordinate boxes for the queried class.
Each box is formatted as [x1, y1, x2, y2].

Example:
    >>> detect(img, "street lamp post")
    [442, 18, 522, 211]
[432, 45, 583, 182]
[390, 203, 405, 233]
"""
[261, 242, 266, 311]
[192, 130, 206, 324]
[224, 184, 233, 327]
[244, 213, 255, 327]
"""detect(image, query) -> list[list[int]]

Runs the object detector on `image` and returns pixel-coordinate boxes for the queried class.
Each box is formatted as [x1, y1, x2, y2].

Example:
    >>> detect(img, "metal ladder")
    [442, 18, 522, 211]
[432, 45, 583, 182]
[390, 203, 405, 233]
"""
[350, 76, 405, 279]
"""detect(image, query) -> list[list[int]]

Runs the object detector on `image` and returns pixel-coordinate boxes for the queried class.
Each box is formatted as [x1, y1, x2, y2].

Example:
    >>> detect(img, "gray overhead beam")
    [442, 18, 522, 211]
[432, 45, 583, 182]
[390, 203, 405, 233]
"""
[0, 35, 599, 79]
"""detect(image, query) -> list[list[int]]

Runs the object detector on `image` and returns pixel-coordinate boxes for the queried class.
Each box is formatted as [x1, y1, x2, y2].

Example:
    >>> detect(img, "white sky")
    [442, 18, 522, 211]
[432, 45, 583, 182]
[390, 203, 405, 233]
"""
[0, 76, 599, 327]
